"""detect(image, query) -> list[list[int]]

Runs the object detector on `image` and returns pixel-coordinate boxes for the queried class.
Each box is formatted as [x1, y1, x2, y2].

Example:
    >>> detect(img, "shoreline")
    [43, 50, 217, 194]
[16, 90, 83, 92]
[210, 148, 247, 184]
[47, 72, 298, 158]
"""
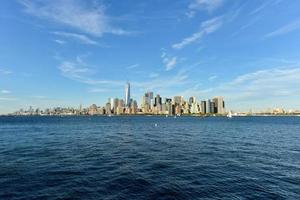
[1, 114, 300, 117]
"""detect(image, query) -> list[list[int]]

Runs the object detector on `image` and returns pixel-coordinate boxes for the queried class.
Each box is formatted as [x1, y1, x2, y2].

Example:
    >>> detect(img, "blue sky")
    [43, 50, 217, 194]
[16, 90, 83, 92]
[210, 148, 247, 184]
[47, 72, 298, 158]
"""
[1, 0, 300, 114]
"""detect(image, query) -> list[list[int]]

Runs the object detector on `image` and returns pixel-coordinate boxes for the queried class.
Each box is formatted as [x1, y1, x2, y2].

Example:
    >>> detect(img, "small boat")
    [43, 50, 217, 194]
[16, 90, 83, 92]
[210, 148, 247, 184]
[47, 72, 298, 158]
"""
[227, 111, 233, 118]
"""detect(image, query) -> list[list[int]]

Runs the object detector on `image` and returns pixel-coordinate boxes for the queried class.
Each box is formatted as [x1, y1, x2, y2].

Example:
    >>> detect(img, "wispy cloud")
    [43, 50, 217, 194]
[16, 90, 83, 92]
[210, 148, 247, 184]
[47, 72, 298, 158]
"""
[189, 0, 223, 13]
[0, 97, 17, 101]
[53, 39, 66, 45]
[265, 18, 300, 38]
[249, 1, 270, 15]
[31, 95, 48, 99]
[149, 72, 159, 78]
[0, 69, 13, 75]
[172, 16, 223, 49]
[19, 0, 130, 37]
[126, 64, 140, 70]
[58, 56, 123, 87]
[58, 56, 190, 96]
[53, 31, 98, 45]
[208, 75, 217, 81]
[88, 88, 109, 93]
[1, 90, 11, 94]
[132, 70, 189, 92]
[180, 66, 300, 110]
[161, 51, 177, 71]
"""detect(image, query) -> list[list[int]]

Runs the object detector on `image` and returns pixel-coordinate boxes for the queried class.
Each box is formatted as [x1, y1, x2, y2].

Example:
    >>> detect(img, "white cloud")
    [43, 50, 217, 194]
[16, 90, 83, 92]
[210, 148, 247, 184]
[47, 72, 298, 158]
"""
[53, 31, 98, 45]
[1, 90, 11, 94]
[208, 75, 217, 81]
[0, 69, 12, 75]
[0, 97, 17, 101]
[31, 95, 48, 99]
[58, 57, 123, 87]
[54, 39, 66, 45]
[161, 51, 177, 71]
[88, 88, 109, 93]
[132, 70, 189, 92]
[149, 73, 159, 78]
[265, 18, 300, 38]
[189, 0, 223, 13]
[126, 64, 139, 70]
[172, 17, 223, 49]
[180, 66, 300, 111]
[19, 0, 129, 37]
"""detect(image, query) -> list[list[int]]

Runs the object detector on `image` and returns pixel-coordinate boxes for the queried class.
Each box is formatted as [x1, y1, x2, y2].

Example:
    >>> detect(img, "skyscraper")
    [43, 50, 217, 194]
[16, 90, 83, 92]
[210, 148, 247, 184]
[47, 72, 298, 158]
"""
[125, 81, 130, 107]
[212, 96, 225, 114]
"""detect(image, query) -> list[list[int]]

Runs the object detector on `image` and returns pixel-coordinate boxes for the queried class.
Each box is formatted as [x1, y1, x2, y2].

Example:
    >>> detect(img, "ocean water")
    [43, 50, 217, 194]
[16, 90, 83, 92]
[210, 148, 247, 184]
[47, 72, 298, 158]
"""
[0, 116, 299, 199]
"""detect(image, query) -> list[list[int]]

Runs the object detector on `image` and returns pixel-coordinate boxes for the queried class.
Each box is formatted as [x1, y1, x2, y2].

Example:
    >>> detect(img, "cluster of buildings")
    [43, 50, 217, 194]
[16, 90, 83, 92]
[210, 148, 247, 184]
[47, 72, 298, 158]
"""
[11, 82, 226, 116]
[86, 82, 225, 116]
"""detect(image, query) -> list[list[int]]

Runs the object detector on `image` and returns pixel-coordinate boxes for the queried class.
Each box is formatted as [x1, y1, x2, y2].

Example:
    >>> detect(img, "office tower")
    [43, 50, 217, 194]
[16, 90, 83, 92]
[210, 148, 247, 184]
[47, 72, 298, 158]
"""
[105, 102, 112, 115]
[165, 98, 172, 104]
[210, 101, 216, 114]
[113, 98, 119, 114]
[206, 99, 211, 113]
[125, 81, 130, 107]
[109, 98, 114, 110]
[189, 97, 196, 105]
[201, 101, 206, 114]
[154, 94, 162, 107]
[173, 96, 183, 105]
[212, 96, 225, 114]
[88, 104, 98, 115]
[145, 91, 153, 105]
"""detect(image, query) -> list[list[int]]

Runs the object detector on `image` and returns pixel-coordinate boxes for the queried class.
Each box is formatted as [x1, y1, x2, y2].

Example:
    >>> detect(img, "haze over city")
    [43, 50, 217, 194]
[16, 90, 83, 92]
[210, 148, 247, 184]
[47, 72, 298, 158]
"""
[1, 0, 300, 114]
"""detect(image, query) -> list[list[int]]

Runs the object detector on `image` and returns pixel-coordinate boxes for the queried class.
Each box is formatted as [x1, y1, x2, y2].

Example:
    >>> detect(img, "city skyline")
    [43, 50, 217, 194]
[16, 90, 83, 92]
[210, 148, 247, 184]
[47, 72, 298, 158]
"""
[9, 81, 299, 116]
[1, 0, 300, 114]
[10, 81, 228, 116]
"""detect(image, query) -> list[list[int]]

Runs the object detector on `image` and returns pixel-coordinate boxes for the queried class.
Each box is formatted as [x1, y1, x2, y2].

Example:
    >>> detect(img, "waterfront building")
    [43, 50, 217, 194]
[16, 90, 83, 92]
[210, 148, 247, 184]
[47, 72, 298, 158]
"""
[212, 96, 225, 114]
[210, 101, 216, 114]
[154, 94, 162, 107]
[88, 104, 98, 115]
[206, 99, 211, 114]
[189, 97, 196, 105]
[113, 98, 119, 114]
[201, 101, 206, 114]
[125, 81, 131, 107]
[109, 98, 114, 110]
[173, 96, 183, 105]
[105, 102, 112, 115]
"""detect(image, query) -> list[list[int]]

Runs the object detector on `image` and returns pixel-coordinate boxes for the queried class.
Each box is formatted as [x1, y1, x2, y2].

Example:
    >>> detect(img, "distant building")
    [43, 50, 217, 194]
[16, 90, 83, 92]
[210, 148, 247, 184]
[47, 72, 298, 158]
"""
[88, 104, 98, 115]
[125, 81, 131, 107]
[206, 99, 211, 113]
[201, 101, 206, 114]
[189, 97, 196, 105]
[154, 94, 162, 107]
[212, 96, 225, 114]
[173, 96, 183, 105]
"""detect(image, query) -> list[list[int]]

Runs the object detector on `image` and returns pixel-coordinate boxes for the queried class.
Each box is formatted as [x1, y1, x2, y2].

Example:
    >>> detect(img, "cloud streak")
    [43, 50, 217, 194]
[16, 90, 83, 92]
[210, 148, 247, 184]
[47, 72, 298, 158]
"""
[265, 18, 300, 38]
[19, 0, 129, 37]
[189, 0, 223, 13]
[0, 69, 13, 75]
[1, 90, 11, 94]
[161, 51, 177, 71]
[53, 31, 98, 45]
[180, 66, 300, 111]
[172, 17, 223, 49]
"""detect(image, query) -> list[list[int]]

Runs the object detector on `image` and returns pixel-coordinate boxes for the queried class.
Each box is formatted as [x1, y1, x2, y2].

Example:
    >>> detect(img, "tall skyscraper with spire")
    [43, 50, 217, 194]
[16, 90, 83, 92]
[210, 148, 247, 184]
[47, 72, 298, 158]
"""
[125, 81, 131, 107]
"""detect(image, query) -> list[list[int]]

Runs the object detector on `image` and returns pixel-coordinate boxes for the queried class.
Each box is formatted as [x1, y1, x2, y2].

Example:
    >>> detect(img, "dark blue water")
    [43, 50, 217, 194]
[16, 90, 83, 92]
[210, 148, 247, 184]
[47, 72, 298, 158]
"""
[0, 116, 299, 199]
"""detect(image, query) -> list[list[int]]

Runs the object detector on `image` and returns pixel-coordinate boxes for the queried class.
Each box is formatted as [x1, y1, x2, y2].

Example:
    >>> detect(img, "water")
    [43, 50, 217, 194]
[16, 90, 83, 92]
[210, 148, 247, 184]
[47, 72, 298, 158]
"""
[0, 116, 299, 199]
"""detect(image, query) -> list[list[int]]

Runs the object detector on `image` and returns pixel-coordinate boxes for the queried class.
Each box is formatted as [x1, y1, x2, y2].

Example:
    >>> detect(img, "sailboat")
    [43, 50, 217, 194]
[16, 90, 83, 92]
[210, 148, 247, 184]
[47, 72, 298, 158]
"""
[227, 111, 233, 118]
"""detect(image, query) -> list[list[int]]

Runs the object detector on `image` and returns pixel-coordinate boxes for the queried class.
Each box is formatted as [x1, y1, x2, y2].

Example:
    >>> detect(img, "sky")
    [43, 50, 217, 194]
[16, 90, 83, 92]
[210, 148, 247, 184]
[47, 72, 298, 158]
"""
[1, 0, 300, 114]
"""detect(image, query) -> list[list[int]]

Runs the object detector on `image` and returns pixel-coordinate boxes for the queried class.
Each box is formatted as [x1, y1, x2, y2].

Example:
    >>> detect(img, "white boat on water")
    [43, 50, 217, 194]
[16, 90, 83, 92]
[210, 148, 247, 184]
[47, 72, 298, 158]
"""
[227, 111, 233, 118]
